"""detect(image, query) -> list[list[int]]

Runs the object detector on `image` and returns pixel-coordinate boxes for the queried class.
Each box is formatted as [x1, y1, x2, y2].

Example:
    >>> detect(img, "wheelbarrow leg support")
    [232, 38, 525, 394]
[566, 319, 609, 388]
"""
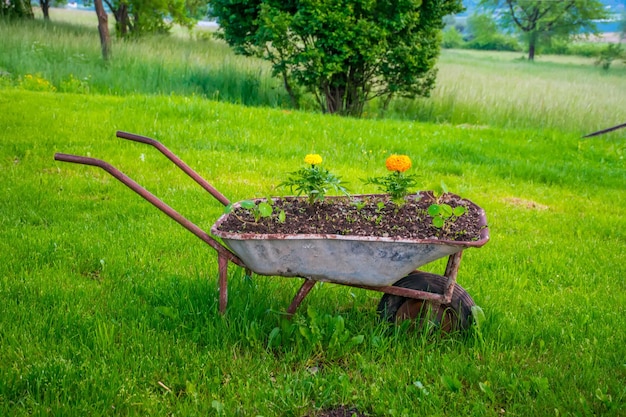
[218, 254, 229, 313]
[287, 279, 316, 316]
[442, 251, 463, 304]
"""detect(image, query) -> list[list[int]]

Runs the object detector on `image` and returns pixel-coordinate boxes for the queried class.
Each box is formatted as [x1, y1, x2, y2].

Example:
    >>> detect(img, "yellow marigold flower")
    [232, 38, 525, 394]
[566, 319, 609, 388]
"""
[385, 154, 412, 173]
[304, 154, 322, 166]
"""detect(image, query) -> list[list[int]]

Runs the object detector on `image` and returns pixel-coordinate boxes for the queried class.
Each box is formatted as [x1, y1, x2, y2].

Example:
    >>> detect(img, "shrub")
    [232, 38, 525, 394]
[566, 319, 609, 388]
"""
[442, 27, 465, 49]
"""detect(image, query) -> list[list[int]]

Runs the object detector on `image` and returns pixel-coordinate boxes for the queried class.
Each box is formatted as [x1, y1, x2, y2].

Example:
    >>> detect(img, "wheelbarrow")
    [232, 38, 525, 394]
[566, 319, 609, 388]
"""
[54, 131, 490, 332]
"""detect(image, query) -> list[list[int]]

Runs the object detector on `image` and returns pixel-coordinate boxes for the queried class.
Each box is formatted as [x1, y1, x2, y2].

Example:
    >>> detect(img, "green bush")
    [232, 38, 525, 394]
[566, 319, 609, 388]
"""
[464, 14, 521, 52]
[466, 33, 521, 51]
[442, 26, 465, 49]
[541, 40, 606, 57]
[595, 43, 625, 70]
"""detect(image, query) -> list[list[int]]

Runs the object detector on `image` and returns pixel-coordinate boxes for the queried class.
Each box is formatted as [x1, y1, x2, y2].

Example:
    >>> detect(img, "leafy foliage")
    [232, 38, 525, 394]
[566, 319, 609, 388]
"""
[0, 0, 34, 19]
[279, 163, 349, 204]
[479, 0, 608, 60]
[427, 202, 466, 229]
[101, 0, 201, 37]
[595, 43, 624, 70]
[268, 307, 365, 357]
[225, 199, 286, 223]
[465, 13, 521, 51]
[210, 0, 463, 117]
[362, 171, 418, 204]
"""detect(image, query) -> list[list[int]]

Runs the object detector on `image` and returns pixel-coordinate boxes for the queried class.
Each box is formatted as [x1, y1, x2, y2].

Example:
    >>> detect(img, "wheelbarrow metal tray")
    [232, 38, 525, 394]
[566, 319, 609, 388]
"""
[211, 197, 489, 287]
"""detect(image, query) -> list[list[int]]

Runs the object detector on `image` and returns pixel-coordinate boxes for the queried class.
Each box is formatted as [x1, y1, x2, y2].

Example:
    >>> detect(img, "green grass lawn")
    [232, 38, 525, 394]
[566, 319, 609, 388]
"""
[1, 87, 624, 416]
[1, 9, 626, 416]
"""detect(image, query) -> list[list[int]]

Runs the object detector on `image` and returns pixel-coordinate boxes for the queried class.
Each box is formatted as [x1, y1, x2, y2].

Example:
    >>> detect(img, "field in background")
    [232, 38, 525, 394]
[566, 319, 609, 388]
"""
[1, 9, 625, 417]
[1, 8, 625, 134]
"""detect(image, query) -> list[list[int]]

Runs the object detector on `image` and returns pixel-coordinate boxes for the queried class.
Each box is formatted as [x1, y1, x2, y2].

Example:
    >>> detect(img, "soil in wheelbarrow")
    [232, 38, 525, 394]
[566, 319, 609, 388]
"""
[216, 192, 485, 242]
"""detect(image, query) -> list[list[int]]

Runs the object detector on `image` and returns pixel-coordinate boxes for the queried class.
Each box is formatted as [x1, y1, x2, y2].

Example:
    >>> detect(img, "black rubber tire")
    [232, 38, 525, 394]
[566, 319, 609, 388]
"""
[377, 271, 476, 333]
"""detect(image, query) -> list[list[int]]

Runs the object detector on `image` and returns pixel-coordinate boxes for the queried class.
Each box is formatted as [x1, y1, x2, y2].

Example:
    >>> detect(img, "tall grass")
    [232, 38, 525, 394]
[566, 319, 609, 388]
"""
[0, 14, 288, 106]
[390, 49, 626, 134]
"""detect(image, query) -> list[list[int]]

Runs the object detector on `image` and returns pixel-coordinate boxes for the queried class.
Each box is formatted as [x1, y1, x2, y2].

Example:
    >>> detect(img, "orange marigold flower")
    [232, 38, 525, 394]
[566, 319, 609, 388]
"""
[304, 154, 322, 166]
[385, 155, 412, 173]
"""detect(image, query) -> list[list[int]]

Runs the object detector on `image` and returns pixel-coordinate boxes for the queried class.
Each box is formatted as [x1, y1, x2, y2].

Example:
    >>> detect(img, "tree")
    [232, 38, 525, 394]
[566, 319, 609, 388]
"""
[38, 0, 68, 20]
[102, 0, 200, 37]
[210, 0, 463, 117]
[0, 0, 34, 19]
[480, 0, 608, 60]
[465, 13, 520, 51]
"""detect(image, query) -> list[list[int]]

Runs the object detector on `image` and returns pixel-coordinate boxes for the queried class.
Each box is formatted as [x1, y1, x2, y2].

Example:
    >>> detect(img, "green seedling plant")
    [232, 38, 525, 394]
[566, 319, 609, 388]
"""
[225, 198, 286, 223]
[427, 203, 466, 229]
[279, 154, 349, 204]
[362, 154, 418, 205]
[352, 199, 366, 211]
[427, 181, 466, 230]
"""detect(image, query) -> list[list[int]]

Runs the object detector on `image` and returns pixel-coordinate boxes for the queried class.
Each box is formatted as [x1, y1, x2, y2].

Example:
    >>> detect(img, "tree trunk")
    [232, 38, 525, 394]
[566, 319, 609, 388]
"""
[94, 0, 111, 61]
[527, 31, 537, 61]
[117, 4, 129, 37]
[280, 70, 299, 109]
[40, 0, 50, 20]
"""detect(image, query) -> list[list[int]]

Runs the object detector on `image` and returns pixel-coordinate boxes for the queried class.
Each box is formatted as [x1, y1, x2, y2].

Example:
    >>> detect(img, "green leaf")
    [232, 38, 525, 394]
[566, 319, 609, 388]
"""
[267, 327, 281, 348]
[440, 204, 453, 218]
[441, 375, 462, 392]
[432, 216, 444, 228]
[211, 400, 224, 413]
[453, 205, 467, 216]
[224, 203, 233, 214]
[278, 210, 286, 223]
[258, 202, 273, 217]
[349, 334, 365, 347]
[427, 204, 441, 216]
[240, 200, 255, 209]
[440, 180, 449, 194]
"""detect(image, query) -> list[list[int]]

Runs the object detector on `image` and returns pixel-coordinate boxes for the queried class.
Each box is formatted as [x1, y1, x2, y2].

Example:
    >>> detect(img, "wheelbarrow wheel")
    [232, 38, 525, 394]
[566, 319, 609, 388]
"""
[377, 271, 475, 333]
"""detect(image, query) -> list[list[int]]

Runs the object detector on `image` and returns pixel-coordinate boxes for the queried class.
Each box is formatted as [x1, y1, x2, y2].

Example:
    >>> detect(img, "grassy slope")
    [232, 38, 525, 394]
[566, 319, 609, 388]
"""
[1, 88, 625, 416]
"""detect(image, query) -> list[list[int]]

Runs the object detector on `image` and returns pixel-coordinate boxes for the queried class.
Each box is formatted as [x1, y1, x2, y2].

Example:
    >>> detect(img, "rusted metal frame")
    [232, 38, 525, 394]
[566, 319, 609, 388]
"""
[323, 251, 465, 305]
[280, 251, 466, 316]
[286, 279, 317, 315]
[285, 278, 446, 316]
[115, 131, 230, 206]
[218, 254, 229, 313]
[442, 250, 463, 304]
[347, 282, 448, 303]
[53, 153, 245, 269]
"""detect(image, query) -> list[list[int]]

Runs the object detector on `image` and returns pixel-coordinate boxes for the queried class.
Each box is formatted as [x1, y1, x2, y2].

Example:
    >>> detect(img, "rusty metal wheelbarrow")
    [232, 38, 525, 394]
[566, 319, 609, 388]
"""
[55, 131, 490, 332]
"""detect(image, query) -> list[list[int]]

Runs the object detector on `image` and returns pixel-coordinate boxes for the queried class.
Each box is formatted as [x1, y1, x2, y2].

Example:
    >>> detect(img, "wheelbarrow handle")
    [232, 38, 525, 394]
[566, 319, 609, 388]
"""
[53, 153, 245, 268]
[116, 130, 230, 206]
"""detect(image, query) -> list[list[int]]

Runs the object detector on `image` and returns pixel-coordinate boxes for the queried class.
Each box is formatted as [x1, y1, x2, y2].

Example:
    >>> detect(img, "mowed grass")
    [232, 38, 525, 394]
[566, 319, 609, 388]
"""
[1, 9, 626, 416]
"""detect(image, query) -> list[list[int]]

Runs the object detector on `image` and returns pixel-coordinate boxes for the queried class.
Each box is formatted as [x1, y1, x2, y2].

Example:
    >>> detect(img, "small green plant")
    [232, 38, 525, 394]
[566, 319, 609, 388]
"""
[225, 198, 285, 223]
[427, 203, 466, 229]
[279, 154, 349, 204]
[362, 154, 418, 204]
[352, 199, 366, 211]
[426, 181, 467, 229]
[267, 307, 364, 357]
